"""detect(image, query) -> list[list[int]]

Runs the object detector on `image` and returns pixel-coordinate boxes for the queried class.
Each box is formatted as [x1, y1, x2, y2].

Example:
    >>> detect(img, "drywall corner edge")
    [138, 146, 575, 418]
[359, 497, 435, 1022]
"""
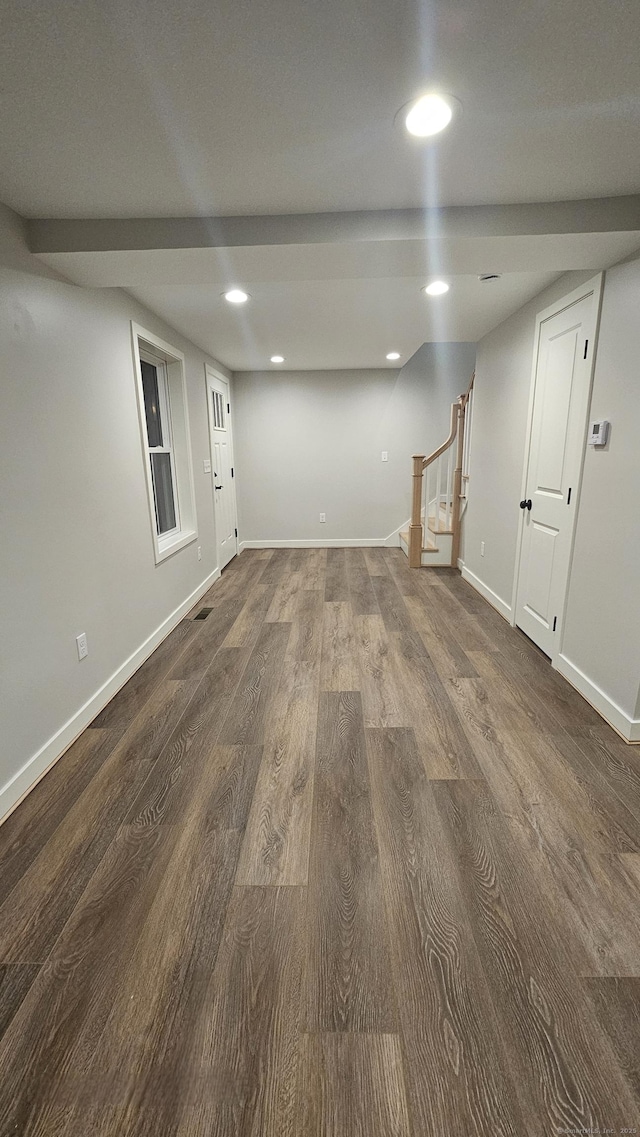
[0, 566, 222, 826]
[461, 565, 513, 622]
[555, 653, 640, 743]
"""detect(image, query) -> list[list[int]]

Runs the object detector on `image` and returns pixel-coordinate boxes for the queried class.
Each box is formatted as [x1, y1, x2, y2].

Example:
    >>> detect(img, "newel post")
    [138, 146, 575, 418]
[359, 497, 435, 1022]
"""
[450, 401, 465, 568]
[409, 455, 425, 568]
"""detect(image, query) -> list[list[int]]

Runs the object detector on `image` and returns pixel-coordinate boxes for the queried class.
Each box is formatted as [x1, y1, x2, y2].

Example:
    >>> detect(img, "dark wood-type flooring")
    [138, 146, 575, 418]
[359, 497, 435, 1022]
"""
[1, 548, 640, 1135]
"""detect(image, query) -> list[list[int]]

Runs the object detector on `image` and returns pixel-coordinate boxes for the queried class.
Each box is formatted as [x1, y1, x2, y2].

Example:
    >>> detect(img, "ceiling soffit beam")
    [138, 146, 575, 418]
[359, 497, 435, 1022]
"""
[27, 196, 640, 255]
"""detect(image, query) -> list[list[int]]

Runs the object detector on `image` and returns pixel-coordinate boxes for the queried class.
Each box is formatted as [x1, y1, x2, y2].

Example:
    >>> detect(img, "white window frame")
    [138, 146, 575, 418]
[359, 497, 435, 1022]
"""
[131, 323, 198, 564]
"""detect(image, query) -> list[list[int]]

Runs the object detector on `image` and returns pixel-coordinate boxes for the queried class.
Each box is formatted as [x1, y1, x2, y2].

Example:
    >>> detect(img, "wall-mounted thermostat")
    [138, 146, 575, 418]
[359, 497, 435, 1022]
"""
[588, 419, 609, 447]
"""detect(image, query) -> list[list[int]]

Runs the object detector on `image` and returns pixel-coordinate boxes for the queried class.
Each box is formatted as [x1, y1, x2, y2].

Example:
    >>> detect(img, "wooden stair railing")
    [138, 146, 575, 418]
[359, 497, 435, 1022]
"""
[408, 372, 475, 568]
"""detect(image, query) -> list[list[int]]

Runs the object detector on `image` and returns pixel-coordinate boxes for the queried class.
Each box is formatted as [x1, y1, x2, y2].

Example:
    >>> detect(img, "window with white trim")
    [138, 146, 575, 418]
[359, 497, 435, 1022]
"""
[132, 325, 197, 563]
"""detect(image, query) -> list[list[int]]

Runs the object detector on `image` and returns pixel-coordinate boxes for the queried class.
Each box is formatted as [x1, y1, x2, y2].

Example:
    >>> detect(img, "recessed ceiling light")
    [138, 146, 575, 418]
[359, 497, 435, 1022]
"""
[386, 352, 401, 361]
[223, 288, 249, 304]
[424, 280, 450, 296]
[404, 93, 454, 138]
[270, 355, 285, 363]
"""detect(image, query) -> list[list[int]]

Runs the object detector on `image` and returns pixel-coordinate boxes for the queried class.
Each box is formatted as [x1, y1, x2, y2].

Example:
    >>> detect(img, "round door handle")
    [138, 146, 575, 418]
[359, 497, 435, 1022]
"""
[520, 498, 532, 510]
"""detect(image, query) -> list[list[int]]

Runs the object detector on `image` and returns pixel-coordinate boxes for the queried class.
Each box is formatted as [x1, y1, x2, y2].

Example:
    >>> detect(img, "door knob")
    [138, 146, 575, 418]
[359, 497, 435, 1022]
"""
[520, 498, 532, 510]
[215, 484, 223, 490]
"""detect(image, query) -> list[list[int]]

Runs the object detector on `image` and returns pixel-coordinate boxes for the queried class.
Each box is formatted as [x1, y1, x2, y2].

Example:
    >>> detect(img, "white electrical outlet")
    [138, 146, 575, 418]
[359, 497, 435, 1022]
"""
[76, 632, 88, 661]
[480, 541, 485, 557]
[381, 451, 388, 462]
[197, 546, 202, 561]
[319, 512, 326, 523]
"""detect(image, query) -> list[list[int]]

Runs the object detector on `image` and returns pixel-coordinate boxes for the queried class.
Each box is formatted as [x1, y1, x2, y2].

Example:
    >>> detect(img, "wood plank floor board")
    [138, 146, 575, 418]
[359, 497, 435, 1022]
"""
[123, 646, 256, 829]
[362, 547, 390, 577]
[354, 614, 404, 729]
[480, 633, 605, 735]
[366, 727, 526, 1136]
[464, 649, 559, 735]
[256, 548, 292, 586]
[2, 552, 640, 1134]
[306, 692, 397, 1032]
[90, 618, 196, 730]
[265, 571, 305, 623]
[286, 587, 324, 662]
[0, 819, 193, 1135]
[200, 551, 270, 610]
[49, 825, 242, 1132]
[0, 728, 117, 909]
[221, 582, 275, 648]
[218, 622, 292, 747]
[382, 548, 425, 598]
[169, 599, 246, 682]
[391, 630, 484, 779]
[345, 548, 380, 615]
[371, 574, 415, 638]
[319, 601, 360, 691]
[299, 547, 327, 591]
[419, 579, 493, 652]
[324, 548, 349, 602]
[177, 885, 305, 1137]
[446, 674, 638, 858]
[236, 659, 319, 885]
[404, 592, 479, 680]
[572, 730, 640, 822]
[0, 963, 40, 1043]
[431, 777, 639, 1132]
[538, 844, 640, 977]
[296, 1033, 412, 1137]
[0, 677, 198, 964]
[583, 977, 640, 1106]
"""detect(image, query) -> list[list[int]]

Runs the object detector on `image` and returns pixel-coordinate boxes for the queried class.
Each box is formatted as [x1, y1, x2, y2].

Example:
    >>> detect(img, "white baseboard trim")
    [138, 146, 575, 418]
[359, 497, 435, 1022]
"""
[383, 519, 410, 547]
[461, 565, 512, 623]
[555, 653, 640, 743]
[0, 567, 221, 826]
[238, 520, 410, 553]
[240, 537, 392, 550]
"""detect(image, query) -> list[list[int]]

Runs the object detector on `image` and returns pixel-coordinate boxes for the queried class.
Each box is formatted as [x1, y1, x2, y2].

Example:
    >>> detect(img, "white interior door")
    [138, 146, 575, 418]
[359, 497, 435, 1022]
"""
[515, 278, 601, 657]
[206, 369, 238, 570]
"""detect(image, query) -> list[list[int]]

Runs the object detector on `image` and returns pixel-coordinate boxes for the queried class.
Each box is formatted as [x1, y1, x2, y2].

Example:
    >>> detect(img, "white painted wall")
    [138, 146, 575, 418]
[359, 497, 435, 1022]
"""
[559, 255, 640, 730]
[462, 259, 640, 737]
[461, 271, 593, 609]
[233, 342, 476, 545]
[0, 206, 230, 819]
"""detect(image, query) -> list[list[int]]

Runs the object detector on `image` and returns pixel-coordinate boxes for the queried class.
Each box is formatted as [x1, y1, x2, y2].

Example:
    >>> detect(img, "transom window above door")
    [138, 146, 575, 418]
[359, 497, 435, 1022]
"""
[212, 389, 225, 429]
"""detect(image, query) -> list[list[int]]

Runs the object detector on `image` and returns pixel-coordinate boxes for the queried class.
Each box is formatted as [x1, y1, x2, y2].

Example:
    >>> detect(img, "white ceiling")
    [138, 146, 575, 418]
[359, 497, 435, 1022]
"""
[39, 230, 640, 369]
[128, 273, 560, 372]
[4, 0, 640, 368]
[2, 0, 640, 217]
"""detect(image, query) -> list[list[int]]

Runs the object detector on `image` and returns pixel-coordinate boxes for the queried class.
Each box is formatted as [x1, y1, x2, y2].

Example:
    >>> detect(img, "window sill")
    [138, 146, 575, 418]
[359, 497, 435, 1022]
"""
[155, 528, 197, 564]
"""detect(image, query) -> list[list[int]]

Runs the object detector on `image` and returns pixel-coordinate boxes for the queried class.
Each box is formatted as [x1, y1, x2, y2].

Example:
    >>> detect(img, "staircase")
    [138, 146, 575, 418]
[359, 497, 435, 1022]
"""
[400, 373, 474, 568]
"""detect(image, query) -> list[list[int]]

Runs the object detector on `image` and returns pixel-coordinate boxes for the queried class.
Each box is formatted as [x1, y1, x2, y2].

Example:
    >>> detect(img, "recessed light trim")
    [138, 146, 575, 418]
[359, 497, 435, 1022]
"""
[386, 352, 401, 361]
[223, 288, 249, 304]
[270, 355, 285, 363]
[404, 93, 454, 138]
[424, 280, 450, 296]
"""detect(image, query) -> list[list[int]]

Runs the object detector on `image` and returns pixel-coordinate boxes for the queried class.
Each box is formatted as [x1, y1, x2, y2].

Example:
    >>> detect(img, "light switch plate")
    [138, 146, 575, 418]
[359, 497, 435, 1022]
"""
[203, 459, 211, 473]
[381, 451, 388, 462]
